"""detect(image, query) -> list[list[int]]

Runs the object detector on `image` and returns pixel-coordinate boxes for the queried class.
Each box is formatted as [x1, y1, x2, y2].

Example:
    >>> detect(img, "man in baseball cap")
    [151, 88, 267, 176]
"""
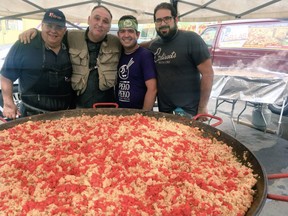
[41, 8, 67, 49]
[0, 8, 75, 119]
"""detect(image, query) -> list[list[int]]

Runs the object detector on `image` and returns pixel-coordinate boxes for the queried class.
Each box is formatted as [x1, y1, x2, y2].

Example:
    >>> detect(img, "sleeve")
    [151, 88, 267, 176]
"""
[0, 41, 23, 82]
[188, 32, 211, 66]
[141, 49, 157, 81]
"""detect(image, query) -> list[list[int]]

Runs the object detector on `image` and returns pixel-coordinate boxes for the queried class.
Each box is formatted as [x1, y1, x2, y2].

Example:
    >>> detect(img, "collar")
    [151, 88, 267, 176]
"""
[41, 36, 66, 51]
[124, 44, 140, 55]
[44, 42, 67, 51]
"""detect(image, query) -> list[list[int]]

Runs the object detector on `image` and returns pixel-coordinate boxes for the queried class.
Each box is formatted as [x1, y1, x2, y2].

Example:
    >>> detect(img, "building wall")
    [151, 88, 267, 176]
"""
[0, 19, 41, 45]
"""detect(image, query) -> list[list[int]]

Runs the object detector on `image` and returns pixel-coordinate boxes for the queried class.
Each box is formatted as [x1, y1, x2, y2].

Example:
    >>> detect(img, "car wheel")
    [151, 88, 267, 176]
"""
[268, 98, 288, 115]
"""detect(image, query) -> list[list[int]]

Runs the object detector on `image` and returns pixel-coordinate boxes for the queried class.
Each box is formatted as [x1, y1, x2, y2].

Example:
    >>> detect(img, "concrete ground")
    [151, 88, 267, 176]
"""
[207, 98, 288, 216]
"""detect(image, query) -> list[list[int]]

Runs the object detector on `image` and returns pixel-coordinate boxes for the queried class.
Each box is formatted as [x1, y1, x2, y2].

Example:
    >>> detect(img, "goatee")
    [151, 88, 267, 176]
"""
[157, 25, 178, 41]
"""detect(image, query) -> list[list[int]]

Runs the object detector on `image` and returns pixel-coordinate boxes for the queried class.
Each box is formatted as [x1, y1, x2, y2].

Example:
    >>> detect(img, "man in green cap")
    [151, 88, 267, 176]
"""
[115, 15, 157, 110]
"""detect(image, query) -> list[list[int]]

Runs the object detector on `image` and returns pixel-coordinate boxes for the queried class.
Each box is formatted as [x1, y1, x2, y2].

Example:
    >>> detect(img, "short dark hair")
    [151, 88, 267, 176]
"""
[91, 5, 113, 19]
[119, 15, 138, 25]
[153, 2, 177, 21]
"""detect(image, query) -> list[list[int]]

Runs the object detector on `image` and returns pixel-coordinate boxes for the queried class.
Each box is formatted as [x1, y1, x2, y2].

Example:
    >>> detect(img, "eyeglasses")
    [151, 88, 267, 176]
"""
[155, 16, 173, 24]
[43, 23, 65, 31]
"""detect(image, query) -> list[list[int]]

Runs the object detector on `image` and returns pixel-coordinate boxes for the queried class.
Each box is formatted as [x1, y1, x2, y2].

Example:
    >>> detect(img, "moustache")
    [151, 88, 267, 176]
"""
[159, 26, 170, 30]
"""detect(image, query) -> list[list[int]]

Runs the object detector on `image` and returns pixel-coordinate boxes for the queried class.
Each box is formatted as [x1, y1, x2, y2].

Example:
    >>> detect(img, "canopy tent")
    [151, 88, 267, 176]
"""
[0, 0, 288, 25]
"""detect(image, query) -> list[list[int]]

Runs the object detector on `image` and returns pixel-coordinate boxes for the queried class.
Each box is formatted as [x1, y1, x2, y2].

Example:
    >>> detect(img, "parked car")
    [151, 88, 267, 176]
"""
[200, 19, 288, 115]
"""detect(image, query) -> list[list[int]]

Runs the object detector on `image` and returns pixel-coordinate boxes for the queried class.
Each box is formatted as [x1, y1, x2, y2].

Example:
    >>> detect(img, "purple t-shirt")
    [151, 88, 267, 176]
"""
[115, 47, 157, 109]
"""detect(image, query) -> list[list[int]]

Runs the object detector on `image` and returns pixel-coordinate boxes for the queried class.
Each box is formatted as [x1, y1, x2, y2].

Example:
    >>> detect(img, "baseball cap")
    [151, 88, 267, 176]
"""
[42, 8, 66, 27]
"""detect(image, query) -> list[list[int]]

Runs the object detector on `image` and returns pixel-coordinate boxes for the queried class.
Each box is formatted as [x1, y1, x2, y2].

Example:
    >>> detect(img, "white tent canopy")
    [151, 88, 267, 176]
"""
[0, 0, 288, 25]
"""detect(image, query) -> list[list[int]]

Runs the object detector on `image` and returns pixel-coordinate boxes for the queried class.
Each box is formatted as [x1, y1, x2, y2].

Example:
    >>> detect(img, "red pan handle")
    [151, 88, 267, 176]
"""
[267, 173, 288, 202]
[267, 194, 288, 202]
[92, 103, 119, 108]
[193, 114, 223, 127]
[0, 116, 7, 123]
[267, 173, 288, 179]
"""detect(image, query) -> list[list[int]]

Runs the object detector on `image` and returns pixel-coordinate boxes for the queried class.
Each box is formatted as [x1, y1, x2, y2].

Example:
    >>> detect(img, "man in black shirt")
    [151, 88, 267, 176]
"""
[0, 9, 75, 119]
[148, 3, 214, 121]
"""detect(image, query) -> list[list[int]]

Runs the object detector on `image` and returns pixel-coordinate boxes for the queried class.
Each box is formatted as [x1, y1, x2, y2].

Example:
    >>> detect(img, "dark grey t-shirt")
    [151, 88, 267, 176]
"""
[149, 30, 210, 115]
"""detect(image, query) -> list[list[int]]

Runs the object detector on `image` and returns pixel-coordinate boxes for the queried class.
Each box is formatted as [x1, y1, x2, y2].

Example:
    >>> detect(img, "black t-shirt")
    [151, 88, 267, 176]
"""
[149, 30, 210, 115]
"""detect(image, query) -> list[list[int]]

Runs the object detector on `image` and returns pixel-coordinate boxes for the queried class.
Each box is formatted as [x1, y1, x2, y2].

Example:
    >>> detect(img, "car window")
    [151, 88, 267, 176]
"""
[201, 27, 217, 46]
[218, 23, 288, 50]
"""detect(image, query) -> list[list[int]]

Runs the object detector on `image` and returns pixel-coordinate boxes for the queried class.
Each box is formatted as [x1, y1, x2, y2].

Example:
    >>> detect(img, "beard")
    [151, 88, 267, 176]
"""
[156, 24, 178, 41]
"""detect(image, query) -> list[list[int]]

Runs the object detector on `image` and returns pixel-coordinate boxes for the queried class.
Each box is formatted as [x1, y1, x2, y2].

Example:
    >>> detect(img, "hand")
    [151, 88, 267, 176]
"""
[3, 103, 21, 119]
[196, 106, 209, 122]
[19, 28, 37, 44]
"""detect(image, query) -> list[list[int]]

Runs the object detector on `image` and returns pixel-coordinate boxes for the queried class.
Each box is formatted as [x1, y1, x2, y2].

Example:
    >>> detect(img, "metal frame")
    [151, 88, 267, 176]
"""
[213, 98, 237, 137]
[0, 0, 284, 22]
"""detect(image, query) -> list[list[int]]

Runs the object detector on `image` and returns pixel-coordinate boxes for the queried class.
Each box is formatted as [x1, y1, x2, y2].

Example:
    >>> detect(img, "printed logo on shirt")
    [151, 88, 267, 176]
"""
[65, 77, 71, 82]
[118, 58, 134, 80]
[118, 81, 130, 102]
[154, 48, 176, 64]
[118, 58, 134, 102]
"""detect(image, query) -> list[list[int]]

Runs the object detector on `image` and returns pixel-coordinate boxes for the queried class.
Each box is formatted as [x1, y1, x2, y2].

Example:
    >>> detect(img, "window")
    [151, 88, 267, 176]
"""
[201, 27, 217, 46]
[5, 19, 22, 31]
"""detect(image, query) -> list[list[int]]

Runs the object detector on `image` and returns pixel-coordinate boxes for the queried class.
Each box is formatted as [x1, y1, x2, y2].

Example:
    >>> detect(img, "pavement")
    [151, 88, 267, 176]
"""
[207, 98, 288, 216]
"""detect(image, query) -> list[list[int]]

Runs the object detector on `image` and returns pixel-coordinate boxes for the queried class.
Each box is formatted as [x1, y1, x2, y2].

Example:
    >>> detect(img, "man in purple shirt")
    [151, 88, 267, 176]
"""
[115, 15, 157, 110]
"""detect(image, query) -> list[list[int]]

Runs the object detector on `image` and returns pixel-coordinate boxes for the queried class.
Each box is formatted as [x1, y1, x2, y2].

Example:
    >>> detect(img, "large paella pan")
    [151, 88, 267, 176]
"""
[0, 108, 267, 215]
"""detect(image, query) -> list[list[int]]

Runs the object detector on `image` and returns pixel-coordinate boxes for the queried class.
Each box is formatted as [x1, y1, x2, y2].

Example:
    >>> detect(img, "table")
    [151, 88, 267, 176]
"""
[211, 68, 288, 135]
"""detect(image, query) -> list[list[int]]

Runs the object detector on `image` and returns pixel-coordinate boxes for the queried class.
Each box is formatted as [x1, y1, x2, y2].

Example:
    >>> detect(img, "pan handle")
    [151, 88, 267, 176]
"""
[267, 173, 288, 179]
[92, 103, 119, 108]
[267, 194, 288, 202]
[267, 173, 288, 202]
[0, 116, 7, 123]
[193, 114, 223, 127]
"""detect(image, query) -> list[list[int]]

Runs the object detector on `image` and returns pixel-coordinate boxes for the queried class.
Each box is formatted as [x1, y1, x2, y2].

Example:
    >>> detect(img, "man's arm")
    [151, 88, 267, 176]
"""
[0, 75, 20, 119]
[139, 38, 158, 49]
[19, 28, 38, 44]
[197, 58, 214, 119]
[142, 78, 157, 111]
[139, 40, 152, 49]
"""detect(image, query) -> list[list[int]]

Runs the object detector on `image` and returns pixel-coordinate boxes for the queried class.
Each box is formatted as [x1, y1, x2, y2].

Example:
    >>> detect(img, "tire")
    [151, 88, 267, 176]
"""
[268, 97, 288, 116]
